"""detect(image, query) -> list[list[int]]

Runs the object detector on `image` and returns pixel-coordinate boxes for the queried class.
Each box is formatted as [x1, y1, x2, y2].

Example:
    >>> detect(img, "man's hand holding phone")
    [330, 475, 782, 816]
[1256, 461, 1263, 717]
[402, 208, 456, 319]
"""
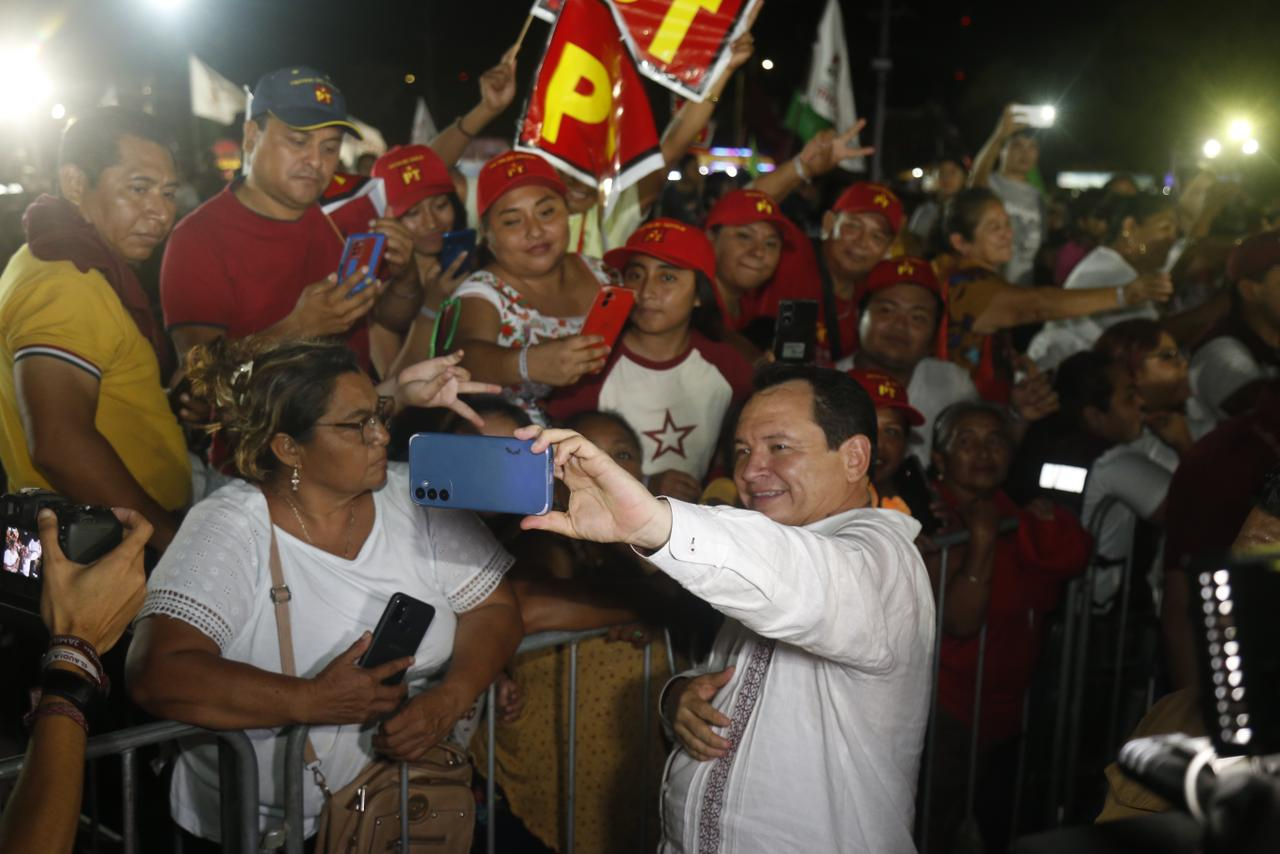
[368, 217, 415, 276]
[281, 266, 381, 338]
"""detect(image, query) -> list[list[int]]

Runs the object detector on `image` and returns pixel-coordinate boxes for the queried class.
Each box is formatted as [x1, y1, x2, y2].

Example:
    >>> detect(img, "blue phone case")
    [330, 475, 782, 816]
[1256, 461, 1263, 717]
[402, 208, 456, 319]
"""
[408, 433, 554, 516]
[338, 232, 387, 296]
[439, 229, 477, 276]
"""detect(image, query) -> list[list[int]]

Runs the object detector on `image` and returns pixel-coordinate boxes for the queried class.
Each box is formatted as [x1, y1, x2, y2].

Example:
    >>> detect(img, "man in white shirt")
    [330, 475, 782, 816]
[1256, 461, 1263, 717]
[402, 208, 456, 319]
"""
[1189, 231, 1280, 420]
[519, 364, 936, 853]
[835, 258, 1059, 464]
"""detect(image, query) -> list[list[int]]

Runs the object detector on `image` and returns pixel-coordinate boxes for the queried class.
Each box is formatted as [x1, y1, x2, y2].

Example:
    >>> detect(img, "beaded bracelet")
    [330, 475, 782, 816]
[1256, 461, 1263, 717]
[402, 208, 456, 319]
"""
[518, 345, 532, 383]
[24, 700, 88, 734]
[42, 647, 103, 688]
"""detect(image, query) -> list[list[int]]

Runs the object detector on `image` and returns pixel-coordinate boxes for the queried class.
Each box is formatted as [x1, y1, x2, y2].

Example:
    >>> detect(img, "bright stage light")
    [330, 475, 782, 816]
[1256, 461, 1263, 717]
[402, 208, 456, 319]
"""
[0, 46, 53, 122]
[1242, 138, 1260, 156]
[1203, 139, 1222, 159]
[1228, 119, 1253, 142]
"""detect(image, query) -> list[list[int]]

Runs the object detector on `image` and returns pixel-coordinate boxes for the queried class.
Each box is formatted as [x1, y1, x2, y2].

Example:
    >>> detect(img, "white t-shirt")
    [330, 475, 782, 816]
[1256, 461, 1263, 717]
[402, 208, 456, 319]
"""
[138, 463, 513, 841]
[1081, 445, 1171, 608]
[988, 173, 1044, 286]
[1190, 335, 1280, 421]
[1028, 246, 1152, 370]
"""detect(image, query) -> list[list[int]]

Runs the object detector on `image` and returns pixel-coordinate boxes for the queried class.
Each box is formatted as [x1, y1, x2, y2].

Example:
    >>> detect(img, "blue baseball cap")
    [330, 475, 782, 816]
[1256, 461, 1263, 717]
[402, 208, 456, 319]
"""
[247, 66, 362, 138]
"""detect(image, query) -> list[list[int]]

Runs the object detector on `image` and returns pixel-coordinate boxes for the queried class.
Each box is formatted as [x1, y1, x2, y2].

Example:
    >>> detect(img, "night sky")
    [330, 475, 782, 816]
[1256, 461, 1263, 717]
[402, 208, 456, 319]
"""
[7, 0, 1280, 185]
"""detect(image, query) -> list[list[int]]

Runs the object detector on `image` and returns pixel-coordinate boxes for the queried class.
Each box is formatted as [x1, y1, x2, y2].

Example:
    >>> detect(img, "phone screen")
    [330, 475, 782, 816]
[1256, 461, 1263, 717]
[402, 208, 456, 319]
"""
[337, 233, 386, 296]
[1039, 463, 1088, 494]
[439, 229, 477, 277]
[3, 527, 42, 580]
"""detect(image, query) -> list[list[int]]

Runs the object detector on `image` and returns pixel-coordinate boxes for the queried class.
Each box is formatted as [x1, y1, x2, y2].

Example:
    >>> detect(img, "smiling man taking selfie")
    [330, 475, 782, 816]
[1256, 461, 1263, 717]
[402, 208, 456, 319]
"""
[519, 363, 935, 853]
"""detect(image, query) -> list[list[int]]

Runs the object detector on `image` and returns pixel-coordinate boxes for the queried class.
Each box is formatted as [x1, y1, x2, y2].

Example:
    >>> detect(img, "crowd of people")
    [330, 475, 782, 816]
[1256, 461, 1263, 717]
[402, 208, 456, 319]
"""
[1, 19, 1279, 854]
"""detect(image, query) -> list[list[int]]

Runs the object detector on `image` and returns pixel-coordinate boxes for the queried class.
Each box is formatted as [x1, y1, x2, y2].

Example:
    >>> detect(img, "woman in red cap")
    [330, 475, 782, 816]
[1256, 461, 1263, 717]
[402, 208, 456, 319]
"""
[451, 151, 615, 423]
[938, 188, 1172, 402]
[370, 145, 472, 374]
[547, 218, 753, 501]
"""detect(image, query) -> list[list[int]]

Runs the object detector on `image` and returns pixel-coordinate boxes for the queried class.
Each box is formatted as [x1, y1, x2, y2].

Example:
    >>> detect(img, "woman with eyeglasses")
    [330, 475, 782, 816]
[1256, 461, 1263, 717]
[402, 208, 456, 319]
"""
[125, 337, 522, 849]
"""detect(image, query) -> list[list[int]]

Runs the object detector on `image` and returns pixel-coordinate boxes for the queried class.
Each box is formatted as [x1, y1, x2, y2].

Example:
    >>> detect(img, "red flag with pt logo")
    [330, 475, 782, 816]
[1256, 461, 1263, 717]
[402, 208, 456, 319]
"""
[517, 0, 663, 204]
[606, 0, 761, 102]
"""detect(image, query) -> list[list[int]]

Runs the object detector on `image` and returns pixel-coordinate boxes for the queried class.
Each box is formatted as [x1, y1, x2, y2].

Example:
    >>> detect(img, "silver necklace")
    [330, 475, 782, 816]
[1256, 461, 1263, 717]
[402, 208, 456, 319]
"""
[281, 492, 357, 558]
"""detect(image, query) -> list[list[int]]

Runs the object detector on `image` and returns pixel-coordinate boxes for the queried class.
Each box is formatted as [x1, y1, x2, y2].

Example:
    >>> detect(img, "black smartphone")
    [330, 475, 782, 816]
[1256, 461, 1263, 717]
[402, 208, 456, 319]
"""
[772, 299, 819, 364]
[893, 456, 942, 536]
[358, 593, 436, 686]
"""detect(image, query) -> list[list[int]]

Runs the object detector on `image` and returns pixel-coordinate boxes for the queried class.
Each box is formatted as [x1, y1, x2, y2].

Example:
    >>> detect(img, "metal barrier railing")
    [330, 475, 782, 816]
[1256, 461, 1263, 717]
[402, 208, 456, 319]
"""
[0, 721, 261, 854]
[283, 626, 668, 854]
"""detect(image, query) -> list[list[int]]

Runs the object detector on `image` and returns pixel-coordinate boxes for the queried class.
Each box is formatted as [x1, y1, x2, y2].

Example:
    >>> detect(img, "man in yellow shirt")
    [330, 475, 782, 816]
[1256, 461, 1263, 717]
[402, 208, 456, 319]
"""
[0, 107, 189, 551]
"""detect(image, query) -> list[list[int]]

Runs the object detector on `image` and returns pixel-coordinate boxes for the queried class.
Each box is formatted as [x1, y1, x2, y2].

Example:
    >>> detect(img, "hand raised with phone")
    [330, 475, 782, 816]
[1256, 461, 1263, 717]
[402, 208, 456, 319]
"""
[525, 335, 610, 387]
[283, 266, 381, 338]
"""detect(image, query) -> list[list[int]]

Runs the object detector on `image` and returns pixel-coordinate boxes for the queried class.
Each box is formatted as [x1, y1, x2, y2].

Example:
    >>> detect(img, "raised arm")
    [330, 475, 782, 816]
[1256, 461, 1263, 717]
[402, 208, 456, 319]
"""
[972, 273, 1172, 333]
[430, 48, 518, 167]
[969, 105, 1023, 188]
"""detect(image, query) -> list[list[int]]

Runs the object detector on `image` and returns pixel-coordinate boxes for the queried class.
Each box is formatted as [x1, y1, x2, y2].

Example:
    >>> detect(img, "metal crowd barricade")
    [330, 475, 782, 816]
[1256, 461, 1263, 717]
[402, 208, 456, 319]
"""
[916, 521, 1017, 853]
[1045, 495, 1149, 824]
[282, 626, 664, 854]
[0, 721, 260, 854]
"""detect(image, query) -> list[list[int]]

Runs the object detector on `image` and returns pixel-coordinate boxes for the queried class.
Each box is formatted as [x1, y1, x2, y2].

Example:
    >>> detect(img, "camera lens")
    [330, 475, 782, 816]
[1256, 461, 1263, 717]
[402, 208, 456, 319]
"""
[415, 487, 426, 501]
[427, 488, 438, 500]
[394, 604, 407, 621]
[440, 489, 450, 501]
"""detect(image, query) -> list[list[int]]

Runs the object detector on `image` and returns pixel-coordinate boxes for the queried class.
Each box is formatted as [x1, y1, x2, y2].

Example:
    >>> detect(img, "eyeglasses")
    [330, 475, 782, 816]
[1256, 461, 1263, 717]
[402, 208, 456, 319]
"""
[314, 396, 395, 445]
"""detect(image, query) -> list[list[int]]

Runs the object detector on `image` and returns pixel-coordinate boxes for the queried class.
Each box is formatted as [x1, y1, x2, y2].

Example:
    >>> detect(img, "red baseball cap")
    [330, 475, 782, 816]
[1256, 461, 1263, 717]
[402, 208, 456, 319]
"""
[476, 151, 568, 217]
[372, 145, 455, 218]
[850, 369, 925, 426]
[832, 182, 905, 235]
[1227, 231, 1280, 284]
[862, 257, 945, 302]
[604, 218, 717, 283]
[704, 189, 794, 245]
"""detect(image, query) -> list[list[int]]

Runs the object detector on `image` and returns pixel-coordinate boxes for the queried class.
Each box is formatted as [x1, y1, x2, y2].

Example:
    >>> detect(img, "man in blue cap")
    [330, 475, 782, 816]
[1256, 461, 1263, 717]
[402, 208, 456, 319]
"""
[160, 66, 421, 374]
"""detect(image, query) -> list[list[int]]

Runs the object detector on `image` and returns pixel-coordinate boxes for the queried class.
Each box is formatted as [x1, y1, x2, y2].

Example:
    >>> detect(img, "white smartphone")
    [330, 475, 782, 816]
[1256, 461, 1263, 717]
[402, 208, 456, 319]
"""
[1012, 104, 1056, 129]
[1039, 462, 1088, 494]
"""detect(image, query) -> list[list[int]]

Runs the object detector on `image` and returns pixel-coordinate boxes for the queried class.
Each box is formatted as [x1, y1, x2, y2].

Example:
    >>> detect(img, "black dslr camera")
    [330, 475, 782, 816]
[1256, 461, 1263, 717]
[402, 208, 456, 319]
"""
[1, 490, 122, 608]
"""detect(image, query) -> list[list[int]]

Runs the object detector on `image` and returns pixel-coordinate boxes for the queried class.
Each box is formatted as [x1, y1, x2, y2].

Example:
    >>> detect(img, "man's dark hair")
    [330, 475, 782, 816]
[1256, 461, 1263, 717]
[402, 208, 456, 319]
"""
[945, 187, 1001, 243]
[752, 363, 878, 459]
[58, 107, 174, 189]
[1099, 192, 1176, 245]
[1054, 351, 1116, 426]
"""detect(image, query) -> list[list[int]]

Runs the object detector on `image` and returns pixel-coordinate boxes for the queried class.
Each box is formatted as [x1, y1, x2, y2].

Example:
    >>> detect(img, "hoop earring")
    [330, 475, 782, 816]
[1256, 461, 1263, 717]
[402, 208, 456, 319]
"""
[291, 466, 301, 492]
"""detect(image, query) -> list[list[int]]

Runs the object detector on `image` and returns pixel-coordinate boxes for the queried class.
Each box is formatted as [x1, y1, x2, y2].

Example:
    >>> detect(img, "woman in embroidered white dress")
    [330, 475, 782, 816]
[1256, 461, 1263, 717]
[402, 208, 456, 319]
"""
[126, 338, 523, 846]
[453, 150, 617, 424]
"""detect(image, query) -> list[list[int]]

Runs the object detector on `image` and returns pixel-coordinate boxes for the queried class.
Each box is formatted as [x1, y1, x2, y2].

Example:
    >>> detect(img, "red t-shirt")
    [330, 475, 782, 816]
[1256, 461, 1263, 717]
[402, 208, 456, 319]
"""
[936, 488, 1092, 742]
[546, 332, 753, 481]
[160, 184, 370, 367]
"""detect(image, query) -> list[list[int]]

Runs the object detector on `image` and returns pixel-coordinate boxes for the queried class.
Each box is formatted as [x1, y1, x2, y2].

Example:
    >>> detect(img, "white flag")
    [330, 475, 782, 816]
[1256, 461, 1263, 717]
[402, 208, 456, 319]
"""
[410, 97, 437, 145]
[339, 116, 388, 170]
[802, 0, 864, 171]
[189, 55, 246, 125]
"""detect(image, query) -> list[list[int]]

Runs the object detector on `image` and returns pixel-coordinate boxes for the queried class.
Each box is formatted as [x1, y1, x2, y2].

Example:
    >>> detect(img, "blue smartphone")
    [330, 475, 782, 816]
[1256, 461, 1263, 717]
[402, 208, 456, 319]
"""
[408, 433, 554, 515]
[337, 232, 387, 296]
[438, 229, 477, 277]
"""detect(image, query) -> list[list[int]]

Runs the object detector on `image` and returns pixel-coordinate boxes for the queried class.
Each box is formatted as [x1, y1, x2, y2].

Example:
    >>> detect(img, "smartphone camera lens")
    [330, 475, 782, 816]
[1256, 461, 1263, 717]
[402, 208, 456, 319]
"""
[440, 489, 450, 501]
[415, 487, 426, 501]
[394, 604, 406, 621]
[427, 488, 438, 500]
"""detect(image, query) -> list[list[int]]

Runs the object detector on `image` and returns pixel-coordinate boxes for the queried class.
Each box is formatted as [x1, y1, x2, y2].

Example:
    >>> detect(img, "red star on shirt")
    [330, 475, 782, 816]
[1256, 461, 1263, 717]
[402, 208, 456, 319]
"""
[643, 409, 696, 461]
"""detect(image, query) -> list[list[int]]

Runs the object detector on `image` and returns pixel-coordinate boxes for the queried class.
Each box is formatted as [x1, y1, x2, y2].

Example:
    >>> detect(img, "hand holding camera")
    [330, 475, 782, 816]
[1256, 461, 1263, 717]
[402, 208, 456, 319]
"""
[38, 505, 150, 655]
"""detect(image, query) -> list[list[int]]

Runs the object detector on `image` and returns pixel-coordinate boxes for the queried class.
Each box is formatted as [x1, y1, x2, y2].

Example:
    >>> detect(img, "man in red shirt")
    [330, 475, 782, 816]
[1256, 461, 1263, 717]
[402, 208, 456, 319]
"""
[817, 182, 906, 362]
[161, 66, 421, 374]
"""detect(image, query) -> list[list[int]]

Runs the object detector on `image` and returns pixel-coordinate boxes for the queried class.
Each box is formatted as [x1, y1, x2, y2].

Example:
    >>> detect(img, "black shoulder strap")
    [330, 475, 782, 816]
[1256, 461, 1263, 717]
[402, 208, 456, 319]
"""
[814, 243, 843, 361]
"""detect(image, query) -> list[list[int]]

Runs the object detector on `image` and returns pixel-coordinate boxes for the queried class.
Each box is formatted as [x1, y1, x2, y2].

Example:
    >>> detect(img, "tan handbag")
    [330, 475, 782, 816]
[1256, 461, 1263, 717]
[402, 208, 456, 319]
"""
[264, 519, 476, 853]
